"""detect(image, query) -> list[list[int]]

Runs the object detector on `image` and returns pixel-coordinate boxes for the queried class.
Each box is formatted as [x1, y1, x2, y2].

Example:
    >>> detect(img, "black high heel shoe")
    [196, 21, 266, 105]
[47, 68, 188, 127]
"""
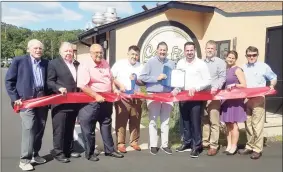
[226, 149, 238, 155]
[223, 150, 229, 154]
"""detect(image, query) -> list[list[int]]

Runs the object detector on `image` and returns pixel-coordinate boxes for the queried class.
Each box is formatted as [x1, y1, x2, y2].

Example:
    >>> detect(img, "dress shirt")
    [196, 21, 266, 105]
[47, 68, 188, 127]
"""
[242, 61, 277, 88]
[77, 57, 112, 92]
[111, 59, 143, 91]
[176, 57, 211, 91]
[30, 56, 43, 88]
[204, 57, 226, 89]
[63, 59, 77, 82]
[139, 56, 175, 93]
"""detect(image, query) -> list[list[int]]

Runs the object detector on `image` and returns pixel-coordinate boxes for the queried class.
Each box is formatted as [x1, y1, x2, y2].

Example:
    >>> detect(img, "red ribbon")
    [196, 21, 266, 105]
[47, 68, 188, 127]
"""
[14, 87, 276, 113]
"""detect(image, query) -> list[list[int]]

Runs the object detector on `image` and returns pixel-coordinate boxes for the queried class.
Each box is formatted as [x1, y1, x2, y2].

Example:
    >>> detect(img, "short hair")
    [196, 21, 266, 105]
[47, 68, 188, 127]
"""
[227, 50, 238, 60]
[27, 39, 43, 51]
[128, 45, 140, 52]
[59, 42, 73, 55]
[246, 46, 259, 54]
[157, 41, 168, 49]
[184, 41, 196, 49]
[206, 40, 217, 48]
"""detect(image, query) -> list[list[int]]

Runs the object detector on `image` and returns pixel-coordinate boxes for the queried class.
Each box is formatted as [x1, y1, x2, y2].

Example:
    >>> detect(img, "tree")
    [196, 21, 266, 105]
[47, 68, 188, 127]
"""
[1, 22, 83, 60]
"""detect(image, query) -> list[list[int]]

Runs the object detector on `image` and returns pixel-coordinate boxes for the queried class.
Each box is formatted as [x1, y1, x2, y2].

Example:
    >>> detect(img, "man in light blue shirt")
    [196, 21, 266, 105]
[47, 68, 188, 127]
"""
[239, 46, 277, 160]
[139, 42, 175, 155]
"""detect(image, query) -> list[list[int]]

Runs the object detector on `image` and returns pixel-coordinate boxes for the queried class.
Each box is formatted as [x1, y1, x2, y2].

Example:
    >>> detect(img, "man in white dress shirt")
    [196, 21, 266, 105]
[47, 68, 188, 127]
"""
[111, 45, 144, 153]
[173, 42, 211, 158]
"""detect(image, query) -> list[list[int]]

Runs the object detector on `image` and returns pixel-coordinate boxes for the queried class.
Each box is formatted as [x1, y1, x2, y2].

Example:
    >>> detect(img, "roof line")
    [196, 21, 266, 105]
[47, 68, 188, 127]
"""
[78, 1, 216, 40]
[78, 1, 282, 40]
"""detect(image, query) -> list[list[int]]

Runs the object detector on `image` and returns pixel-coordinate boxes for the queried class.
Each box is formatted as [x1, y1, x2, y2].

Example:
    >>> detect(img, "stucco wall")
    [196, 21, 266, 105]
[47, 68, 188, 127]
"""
[115, 9, 205, 61]
[76, 39, 92, 62]
[77, 8, 282, 66]
[203, 12, 282, 65]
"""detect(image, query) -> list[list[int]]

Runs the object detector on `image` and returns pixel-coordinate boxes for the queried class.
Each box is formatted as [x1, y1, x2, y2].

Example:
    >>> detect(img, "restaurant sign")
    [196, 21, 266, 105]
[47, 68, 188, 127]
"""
[140, 26, 196, 63]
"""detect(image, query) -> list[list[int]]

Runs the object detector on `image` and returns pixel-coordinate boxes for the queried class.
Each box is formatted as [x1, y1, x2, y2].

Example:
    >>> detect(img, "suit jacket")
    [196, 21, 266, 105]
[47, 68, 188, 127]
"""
[5, 55, 49, 103]
[47, 57, 80, 94]
[47, 57, 80, 110]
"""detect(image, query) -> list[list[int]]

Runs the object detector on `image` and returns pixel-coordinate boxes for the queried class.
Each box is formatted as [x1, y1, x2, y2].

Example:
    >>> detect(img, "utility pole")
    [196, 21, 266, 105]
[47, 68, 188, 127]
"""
[5, 24, 7, 40]
[51, 39, 53, 59]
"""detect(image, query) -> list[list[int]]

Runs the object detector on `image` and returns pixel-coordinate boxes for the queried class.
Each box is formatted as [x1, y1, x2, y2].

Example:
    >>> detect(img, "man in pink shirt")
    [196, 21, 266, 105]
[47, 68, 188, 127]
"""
[77, 44, 124, 161]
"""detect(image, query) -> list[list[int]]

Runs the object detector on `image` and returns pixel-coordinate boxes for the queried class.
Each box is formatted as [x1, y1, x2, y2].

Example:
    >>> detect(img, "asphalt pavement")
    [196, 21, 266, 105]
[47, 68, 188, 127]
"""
[1, 68, 282, 172]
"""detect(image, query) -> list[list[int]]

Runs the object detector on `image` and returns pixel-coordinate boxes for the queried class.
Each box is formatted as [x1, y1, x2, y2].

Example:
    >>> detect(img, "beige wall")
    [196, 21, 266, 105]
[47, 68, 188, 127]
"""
[77, 8, 282, 66]
[76, 35, 112, 63]
[115, 9, 205, 61]
[76, 39, 92, 62]
[202, 12, 282, 65]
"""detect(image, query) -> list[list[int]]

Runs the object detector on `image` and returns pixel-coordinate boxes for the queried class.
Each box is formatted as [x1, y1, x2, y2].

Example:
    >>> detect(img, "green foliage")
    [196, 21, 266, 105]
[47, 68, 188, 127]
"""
[1, 22, 83, 60]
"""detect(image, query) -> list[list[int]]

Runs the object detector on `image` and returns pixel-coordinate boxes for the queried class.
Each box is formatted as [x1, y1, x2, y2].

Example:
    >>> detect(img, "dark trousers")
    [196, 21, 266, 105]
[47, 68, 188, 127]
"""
[51, 104, 79, 157]
[179, 110, 184, 142]
[179, 101, 203, 150]
[78, 102, 114, 158]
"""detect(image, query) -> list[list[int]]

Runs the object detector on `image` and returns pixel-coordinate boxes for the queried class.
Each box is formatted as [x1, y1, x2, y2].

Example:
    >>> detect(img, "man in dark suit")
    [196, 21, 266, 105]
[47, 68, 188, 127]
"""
[47, 42, 81, 163]
[5, 39, 49, 171]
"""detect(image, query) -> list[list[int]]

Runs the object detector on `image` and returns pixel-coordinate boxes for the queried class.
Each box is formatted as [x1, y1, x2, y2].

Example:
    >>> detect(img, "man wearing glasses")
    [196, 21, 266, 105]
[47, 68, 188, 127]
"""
[77, 44, 124, 161]
[239, 46, 277, 160]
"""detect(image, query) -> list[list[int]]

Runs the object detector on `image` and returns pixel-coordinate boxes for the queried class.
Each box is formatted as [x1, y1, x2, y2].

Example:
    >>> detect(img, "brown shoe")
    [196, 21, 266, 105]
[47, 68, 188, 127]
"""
[117, 145, 127, 153]
[238, 149, 253, 155]
[131, 144, 141, 151]
[250, 151, 262, 160]
[207, 148, 218, 156]
[202, 144, 210, 150]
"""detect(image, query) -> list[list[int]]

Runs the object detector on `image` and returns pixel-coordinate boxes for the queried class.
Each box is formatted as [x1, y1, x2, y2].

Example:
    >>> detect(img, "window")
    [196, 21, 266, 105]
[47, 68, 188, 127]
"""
[215, 40, 231, 60]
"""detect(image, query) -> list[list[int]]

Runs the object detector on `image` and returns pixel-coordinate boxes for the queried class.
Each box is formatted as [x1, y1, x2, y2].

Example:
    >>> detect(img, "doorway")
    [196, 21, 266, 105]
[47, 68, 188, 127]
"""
[265, 25, 282, 115]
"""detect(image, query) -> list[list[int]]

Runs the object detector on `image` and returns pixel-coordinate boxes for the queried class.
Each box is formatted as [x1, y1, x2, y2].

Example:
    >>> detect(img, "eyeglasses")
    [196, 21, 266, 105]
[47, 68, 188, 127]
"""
[90, 51, 103, 55]
[246, 54, 258, 57]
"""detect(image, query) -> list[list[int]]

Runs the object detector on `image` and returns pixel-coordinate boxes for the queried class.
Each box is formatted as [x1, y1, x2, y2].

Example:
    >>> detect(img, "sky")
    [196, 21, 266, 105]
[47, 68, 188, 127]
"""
[1, 0, 169, 31]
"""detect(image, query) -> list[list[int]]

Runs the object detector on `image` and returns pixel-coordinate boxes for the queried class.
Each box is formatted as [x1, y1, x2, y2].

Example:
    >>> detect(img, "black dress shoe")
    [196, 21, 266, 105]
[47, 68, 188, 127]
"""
[238, 149, 253, 155]
[87, 155, 99, 161]
[70, 152, 81, 158]
[105, 151, 124, 158]
[54, 154, 70, 163]
[250, 151, 262, 160]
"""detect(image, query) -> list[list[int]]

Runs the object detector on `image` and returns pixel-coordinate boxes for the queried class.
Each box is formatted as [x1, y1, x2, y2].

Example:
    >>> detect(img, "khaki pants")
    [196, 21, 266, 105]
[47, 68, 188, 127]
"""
[202, 100, 221, 149]
[245, 96, 265, 153]
[114, 98, 142, 146]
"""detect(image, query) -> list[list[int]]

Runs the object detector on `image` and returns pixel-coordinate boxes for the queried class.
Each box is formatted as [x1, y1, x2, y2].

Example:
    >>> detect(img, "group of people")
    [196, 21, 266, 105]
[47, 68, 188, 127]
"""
[5, 38, 277, 171]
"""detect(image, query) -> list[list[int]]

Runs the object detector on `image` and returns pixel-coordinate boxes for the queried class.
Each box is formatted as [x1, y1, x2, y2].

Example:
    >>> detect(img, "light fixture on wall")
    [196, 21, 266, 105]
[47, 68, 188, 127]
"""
[233, 37, 237, 51]
[103, 40, 108, 49]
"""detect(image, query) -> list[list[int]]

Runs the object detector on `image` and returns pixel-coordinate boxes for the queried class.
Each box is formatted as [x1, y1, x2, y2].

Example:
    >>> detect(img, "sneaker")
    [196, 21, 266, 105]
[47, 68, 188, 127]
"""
[161, 147, 172, 155]
[31, 155, 46, 164]
[176, 144, 191, 152]
[150, 147, 159, 155]
[190, 149, 200, 158]
[19, 162, 34, 171]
